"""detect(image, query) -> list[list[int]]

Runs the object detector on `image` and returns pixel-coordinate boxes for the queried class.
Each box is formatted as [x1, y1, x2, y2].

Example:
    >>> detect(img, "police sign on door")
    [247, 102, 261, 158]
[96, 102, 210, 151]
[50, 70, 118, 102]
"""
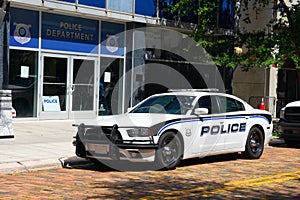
[42, 96, 61, 111]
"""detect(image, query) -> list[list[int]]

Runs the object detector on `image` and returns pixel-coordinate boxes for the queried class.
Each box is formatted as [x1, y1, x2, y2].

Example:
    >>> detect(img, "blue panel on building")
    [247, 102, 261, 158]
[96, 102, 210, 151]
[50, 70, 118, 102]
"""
[78, 0, 105, 8]
[135, 0, 156, 17]
[57, 0, 75, 3]
[10, 8, 39, 48]
[101, 21, 125, 56]
[42, 13, 99, 54]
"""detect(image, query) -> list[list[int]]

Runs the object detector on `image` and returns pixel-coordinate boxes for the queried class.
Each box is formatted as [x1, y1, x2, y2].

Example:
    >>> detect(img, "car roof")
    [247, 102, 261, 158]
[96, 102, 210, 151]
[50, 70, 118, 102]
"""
[154, 90, 249, 103]
[155, 90, 227, 97]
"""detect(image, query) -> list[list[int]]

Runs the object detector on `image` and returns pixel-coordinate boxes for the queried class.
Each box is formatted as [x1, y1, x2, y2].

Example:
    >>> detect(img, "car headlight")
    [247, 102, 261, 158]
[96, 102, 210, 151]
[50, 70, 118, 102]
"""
[126, 128, 151, 137]
[280, 108, 285, 119]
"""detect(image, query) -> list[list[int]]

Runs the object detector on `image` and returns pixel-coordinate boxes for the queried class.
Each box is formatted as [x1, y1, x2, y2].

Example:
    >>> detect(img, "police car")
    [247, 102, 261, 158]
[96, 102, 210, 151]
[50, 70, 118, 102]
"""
[74, 89, 273, 170]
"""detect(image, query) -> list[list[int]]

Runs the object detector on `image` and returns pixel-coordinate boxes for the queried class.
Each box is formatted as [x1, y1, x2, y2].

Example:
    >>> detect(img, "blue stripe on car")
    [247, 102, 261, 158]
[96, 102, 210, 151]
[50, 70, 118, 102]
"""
[157, 115, 269, 136]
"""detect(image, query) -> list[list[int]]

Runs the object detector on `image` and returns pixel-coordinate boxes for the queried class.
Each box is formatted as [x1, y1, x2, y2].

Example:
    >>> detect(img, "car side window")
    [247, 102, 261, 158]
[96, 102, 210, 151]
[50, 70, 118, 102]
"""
[197, 95, 219, 114]
[218, 96, 245, 113]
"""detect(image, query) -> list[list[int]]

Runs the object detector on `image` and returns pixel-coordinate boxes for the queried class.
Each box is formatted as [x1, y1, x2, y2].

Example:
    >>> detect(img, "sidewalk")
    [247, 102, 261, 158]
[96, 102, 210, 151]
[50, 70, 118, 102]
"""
[0, 120, 79, 174]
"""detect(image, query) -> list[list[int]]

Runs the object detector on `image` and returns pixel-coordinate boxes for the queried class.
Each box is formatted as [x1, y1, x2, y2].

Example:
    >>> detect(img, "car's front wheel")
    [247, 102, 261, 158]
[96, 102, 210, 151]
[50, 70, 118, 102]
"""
[155, 132, 183, 170]
[75, 133, 86, 158]
[244, 127, 264, 159]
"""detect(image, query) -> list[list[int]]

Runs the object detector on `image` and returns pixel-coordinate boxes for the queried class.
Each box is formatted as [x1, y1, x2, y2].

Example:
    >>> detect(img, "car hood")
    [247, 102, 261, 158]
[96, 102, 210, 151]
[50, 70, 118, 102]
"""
[84, 113, 189, 128]
[285, 100, 300, 108]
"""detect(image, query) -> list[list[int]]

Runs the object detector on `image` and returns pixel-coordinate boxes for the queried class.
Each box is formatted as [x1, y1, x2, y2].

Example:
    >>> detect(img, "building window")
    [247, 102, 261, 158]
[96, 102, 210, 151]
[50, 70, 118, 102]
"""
[219, 0, 235, 30]
[99, 57, 124, 115]
[8, 50, 38, 118]
[108, 0, 133, 13]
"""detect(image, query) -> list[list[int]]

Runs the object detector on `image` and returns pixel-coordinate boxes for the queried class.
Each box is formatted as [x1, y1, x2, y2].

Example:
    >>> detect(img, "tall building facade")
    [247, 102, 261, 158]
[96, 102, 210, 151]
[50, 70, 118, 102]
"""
[2, 0, 235, 120]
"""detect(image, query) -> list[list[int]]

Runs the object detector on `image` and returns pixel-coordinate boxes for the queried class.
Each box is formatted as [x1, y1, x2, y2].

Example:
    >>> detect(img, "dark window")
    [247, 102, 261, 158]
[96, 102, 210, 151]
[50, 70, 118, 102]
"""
[197, 95, 220, 114]
[8, 50, 38, 118]
[219, 0, 235, 30]
[218, 96, 245, 113]
[131, 95, 195, 115]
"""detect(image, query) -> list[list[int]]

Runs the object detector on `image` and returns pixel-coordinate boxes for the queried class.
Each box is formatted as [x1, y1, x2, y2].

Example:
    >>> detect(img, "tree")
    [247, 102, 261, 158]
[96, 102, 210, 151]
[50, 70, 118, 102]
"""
[169, 0, 300, 70]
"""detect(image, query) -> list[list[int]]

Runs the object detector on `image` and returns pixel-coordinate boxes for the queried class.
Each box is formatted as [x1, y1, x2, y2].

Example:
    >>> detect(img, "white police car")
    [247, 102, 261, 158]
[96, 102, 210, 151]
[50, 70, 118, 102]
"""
[74, 90, 273, 170]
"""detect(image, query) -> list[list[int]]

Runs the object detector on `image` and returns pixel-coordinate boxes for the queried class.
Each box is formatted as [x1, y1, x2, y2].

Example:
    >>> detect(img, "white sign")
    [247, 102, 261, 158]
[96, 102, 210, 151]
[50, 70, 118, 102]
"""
[42, 96, 61, 112]
[104, 72, 111, 83]
[20, 66, 29, 78]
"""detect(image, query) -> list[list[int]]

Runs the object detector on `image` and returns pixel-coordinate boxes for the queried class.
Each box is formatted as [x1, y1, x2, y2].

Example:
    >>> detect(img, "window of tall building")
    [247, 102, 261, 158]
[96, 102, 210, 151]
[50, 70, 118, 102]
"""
[108, 0, 133, 13]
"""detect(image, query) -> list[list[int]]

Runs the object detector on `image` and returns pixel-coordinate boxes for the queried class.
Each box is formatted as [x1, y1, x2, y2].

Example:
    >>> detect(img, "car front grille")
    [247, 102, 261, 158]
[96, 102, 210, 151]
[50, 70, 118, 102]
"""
[84, 126, 123, 143]
[285, 107, 300, 122]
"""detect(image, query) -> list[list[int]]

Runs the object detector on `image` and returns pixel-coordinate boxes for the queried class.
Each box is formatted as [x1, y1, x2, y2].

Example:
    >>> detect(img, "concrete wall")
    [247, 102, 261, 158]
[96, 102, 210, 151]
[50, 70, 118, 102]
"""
[233, 65, 278, 116]
[233, 66, 265, 103]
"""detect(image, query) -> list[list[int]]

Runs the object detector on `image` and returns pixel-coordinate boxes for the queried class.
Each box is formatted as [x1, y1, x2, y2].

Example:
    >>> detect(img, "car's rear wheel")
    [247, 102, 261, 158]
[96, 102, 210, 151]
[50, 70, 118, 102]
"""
[155, 132, 183, 170]
[244, 127, 264, 159]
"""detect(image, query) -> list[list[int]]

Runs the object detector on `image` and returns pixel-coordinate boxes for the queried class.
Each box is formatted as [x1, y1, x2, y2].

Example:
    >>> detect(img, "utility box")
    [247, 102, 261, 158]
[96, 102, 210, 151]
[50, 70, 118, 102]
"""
[0, 90, 14, 139]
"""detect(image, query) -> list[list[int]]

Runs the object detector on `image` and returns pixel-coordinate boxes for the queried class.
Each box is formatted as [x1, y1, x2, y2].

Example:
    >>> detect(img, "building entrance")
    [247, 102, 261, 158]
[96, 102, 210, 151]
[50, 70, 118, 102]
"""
[39, 54, 97, 119]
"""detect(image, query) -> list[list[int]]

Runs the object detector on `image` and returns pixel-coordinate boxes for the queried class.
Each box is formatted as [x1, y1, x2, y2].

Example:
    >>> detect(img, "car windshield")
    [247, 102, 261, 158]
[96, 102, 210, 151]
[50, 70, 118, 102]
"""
[130, 95, 196, 115]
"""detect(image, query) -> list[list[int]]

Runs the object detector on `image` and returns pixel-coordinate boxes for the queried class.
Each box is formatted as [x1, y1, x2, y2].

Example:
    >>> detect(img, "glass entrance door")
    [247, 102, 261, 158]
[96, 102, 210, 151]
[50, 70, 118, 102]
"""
[69, 57, 97, 119]
[40, 54, 97, 119]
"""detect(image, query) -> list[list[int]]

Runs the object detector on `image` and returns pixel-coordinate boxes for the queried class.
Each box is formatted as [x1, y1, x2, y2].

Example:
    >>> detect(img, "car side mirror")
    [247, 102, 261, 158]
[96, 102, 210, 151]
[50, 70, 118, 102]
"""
[194, 108, 209, 115]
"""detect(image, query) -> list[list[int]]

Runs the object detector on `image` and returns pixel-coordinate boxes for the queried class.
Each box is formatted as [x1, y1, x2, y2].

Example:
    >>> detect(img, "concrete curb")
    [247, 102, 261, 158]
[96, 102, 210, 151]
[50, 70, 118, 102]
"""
[0, 156, 91, 174]
[0, 158, 63, 174]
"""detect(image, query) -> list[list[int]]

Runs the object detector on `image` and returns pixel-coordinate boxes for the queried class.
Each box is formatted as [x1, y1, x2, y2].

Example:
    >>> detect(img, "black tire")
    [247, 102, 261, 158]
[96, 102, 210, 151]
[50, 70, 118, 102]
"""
[244, 127, 264, 159]
[155, 132, 183, 170]
[75, 133, 86, 158]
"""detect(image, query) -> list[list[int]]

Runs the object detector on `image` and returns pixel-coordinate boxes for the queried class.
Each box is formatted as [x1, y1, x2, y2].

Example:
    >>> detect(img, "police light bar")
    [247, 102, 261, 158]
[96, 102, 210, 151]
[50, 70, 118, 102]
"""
[168, 88, 220, 92]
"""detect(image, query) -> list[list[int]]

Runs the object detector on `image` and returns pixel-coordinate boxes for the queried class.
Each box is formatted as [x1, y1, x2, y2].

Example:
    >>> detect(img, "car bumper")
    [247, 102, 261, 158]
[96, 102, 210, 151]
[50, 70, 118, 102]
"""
[278, 121, 300, 142]
[85, 142, 157, 162]
[74, 124, 158, 162]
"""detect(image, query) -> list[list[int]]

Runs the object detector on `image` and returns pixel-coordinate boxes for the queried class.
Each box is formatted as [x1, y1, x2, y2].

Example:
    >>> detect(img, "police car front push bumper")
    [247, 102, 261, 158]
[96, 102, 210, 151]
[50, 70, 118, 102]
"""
[73, 124, 158, 161]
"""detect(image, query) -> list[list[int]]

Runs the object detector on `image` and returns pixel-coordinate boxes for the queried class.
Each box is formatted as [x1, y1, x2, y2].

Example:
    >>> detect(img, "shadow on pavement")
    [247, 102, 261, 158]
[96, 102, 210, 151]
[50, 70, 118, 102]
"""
[61, 138, 299, 172]
[269, 137, 300, 148]
[61, 153, 240, 173]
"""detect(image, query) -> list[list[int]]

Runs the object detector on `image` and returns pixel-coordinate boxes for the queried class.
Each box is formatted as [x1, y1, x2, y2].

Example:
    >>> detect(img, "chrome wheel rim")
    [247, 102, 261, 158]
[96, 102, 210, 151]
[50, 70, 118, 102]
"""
[249, 130, 262, 154]
[161, 137, 179, 165]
